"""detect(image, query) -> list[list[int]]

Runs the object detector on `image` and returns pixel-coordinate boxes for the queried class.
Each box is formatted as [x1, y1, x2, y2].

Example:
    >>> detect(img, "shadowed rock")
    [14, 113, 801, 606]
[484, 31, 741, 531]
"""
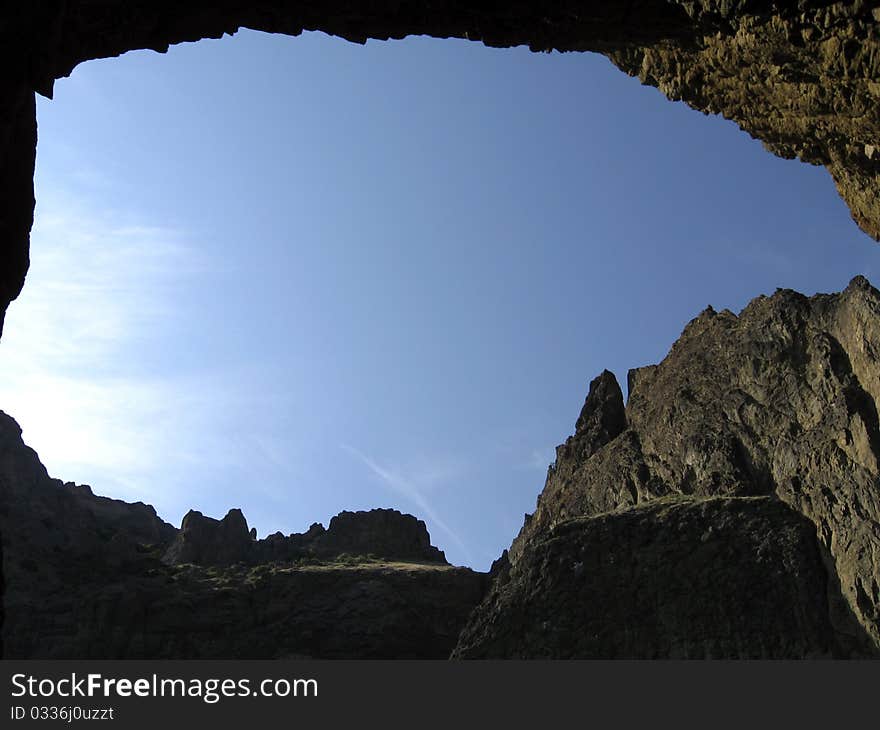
[161, 506, 449, 567]
[0, 525, 3, 659]
[162, 508, 252, 566]
[313, 509, 447, 564]
[0, 410, 478, 658]
[455, 497, 869, 658]
[574, 369, 627, 454]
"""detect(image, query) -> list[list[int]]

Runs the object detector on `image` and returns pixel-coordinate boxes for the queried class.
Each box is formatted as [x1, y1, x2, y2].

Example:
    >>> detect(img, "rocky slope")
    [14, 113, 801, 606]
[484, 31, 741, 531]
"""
[1, 2, 879, 332]
[455, 276, 880, 658]
[0, 412, 486, 658]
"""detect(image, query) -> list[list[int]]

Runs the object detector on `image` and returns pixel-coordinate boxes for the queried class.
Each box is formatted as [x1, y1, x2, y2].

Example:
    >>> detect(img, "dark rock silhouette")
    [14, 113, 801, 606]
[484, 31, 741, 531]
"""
[162, 506, 448, 567]
[315, 510, 447, 564]
[1, 2, 880, 332]
[455, 497, 853, 658]
[0, 411, 484, 658]
[6, 280, 880, 657]
[0, 526, 3, 659]
[162, 508, 253, 566]
[458, 276, 880, 658]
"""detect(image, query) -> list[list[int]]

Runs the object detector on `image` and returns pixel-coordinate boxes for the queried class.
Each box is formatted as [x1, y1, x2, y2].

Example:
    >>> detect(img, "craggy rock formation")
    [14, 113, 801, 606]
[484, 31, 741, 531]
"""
[162, 506, 448, 567]
[455, 497, 851, 658]
[314, 509, 447, 563]
[0, 411, 176, 578]
[7, 280, 880, 658]
[457, 276, 880, 658]
[1, 2, 879, 332]
[609, 3, 880, 241]
[162, 508, 253, 566]
[0, 411, 485, 658]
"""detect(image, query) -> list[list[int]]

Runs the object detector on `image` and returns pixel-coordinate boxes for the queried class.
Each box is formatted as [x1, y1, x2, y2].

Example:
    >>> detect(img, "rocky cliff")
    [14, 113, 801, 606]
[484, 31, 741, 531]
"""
[454, 276, 880, 658]
[1, 2, 879, 332]
[455, 496, 852, 658]
[0, 412, 486, 658]
[162, 506, 447, 567]
[4, 279, 880, 658]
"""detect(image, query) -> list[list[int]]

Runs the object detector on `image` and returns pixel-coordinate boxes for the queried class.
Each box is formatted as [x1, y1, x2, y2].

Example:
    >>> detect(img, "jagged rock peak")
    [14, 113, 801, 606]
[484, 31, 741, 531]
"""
[163, 508, 253, 567]
[574, 369, 627, 441]
[162, 507, 448, 567]
[496, 276, 880, 655]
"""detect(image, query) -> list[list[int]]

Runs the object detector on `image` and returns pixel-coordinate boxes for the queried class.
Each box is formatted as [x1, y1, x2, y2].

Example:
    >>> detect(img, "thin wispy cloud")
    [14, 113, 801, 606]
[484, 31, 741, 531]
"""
[0, 190, 292, 515]
[0, 191, 195, 470]
[2, 192, 200, 368]
[341, 443, 473, 564]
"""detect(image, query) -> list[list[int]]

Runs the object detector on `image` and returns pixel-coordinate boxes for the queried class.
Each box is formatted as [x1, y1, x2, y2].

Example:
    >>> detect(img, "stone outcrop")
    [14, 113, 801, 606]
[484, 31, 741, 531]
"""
[162, 508, 253, 566]
[313, 509, 447, 563]
[0, 410, 483, 658]
[455, 497, 857, 658]
[0, 2, 879, 332]
[458, 276, 880, 658]
[161, 507, 448, 567]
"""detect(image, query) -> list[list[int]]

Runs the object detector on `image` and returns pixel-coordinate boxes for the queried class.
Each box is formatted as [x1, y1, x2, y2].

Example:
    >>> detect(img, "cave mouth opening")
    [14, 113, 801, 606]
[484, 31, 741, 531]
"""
[1, 28, 875, 571]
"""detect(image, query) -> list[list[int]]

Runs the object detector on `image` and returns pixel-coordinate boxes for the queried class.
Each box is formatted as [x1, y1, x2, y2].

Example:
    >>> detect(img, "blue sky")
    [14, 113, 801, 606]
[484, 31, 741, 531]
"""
[0, 31, 877, 570]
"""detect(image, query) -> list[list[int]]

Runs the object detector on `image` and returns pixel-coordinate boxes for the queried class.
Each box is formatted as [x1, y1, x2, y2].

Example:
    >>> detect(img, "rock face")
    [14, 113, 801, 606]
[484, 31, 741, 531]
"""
[455, 497, 852, 658]
[457, 276, 880, 658]
[0, 526, 3, 659]
[609, 3, 880, 241]
[37, 562, 486, 660]
[1, 2, 879, 332]
[0, 411, 484, 658]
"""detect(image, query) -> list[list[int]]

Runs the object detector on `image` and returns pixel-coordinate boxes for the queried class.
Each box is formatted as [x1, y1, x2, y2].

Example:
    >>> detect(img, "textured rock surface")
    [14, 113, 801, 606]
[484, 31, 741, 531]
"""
[0, 2, 879, 331]
[10, 558, 487, 660]
[481, 276, 880, 657]
[0, 411, 484, 658]
[455, 496, 865, 658]
[609, 3, 880, 240]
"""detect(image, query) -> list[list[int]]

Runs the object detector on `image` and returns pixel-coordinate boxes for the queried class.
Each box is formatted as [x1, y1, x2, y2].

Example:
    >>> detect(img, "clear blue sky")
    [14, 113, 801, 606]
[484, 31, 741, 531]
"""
[0, 31, 876, 569]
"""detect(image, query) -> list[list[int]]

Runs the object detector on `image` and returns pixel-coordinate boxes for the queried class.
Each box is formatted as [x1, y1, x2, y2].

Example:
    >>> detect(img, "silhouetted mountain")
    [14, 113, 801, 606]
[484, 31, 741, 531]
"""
[0, 415, 485, 658]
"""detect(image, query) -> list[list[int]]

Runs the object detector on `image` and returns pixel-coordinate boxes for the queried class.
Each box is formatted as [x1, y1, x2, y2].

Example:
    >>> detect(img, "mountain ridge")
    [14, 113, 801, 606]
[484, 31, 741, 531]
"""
[457, 275, 880, 657]
[4, 277, 880, 658]
[0, 412, 486, 658]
